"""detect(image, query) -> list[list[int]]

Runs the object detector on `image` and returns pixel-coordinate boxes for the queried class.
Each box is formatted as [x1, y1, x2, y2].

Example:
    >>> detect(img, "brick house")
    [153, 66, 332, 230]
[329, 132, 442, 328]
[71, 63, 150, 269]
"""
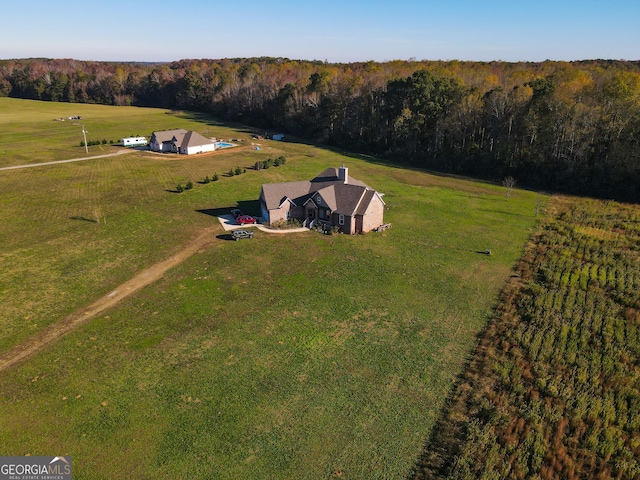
[259, 166, 385, 234]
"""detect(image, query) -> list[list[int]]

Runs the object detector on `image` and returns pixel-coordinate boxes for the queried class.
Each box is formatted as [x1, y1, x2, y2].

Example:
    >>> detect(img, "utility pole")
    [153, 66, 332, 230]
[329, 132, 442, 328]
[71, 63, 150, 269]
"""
[82, 125, 88, 154]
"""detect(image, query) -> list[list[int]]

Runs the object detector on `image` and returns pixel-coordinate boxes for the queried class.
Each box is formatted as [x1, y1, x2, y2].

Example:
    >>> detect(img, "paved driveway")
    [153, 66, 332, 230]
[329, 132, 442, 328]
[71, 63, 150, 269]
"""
[217, 214, 308, 234]
[217, 214, 249, 231]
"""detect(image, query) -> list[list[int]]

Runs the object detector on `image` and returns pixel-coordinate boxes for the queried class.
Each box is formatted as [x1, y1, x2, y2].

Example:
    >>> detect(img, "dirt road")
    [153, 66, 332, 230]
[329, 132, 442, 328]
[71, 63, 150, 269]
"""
[0, 149, 134, 171]
[0, 227, 217, 374]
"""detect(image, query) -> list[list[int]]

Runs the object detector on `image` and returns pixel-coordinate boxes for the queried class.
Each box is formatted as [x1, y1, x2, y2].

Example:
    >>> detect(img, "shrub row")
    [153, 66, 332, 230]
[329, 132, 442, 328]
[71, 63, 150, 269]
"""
[254, 156, 286, 170]
[175, 181, 193, 193]
[175, 156, 287, 193]
[80, 139, 116, 147]
[228, 166, 246, 177]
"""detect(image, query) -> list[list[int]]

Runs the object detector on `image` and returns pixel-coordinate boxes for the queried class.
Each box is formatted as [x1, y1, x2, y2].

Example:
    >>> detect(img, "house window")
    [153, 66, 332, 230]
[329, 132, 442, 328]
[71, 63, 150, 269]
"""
[316, 196, 321, 205]
[339, 214, 345, 225]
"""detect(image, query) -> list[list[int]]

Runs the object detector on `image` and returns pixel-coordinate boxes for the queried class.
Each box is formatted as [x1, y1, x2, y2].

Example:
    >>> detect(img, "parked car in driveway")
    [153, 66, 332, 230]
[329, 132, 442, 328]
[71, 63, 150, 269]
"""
[232, 229, 254, 240]
[237, 215, 257, 225]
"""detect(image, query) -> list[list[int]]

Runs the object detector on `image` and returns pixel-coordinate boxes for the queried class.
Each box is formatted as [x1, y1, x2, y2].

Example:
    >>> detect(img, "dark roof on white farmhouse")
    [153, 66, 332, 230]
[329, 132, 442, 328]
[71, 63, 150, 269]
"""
[151, 128, 188, 143]
[150, 129, 214, 149]
[180, 130, 215, 148]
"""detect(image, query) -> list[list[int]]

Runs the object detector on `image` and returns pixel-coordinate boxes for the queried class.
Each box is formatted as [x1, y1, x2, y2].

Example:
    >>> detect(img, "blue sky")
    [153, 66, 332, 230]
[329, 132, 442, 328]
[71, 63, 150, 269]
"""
[1, 0, 638, 62]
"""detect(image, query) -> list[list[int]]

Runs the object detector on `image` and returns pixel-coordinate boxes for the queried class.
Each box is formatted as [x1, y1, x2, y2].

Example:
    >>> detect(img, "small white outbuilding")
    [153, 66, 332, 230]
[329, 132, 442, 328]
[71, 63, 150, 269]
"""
[121, 136, 147, 147]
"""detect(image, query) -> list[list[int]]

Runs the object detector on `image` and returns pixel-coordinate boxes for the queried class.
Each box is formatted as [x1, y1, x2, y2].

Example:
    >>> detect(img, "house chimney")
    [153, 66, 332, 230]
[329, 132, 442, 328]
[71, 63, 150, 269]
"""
[338, 165, 348, 183]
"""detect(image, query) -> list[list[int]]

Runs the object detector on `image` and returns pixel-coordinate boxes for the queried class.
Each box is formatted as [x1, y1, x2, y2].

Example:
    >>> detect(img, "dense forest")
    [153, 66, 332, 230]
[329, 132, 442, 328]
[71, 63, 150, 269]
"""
[2, 57, 640, 201]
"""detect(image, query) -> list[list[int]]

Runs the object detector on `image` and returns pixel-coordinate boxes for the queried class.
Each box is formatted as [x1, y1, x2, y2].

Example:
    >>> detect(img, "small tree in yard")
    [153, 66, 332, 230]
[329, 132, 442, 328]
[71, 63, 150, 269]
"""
[176, 184, 184, 193]
[228, 168, 235, 177]
[234, 166, 243, 176]
[503, 176, 517, 200]
[185, 181, 193, 190]
[212, 173, 219, 181]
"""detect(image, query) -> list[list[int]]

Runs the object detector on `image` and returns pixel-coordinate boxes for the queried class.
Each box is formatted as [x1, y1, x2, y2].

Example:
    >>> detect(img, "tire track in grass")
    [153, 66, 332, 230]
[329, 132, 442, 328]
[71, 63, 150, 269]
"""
[0, 149, 134, 171]
[0, 226, 217, 374]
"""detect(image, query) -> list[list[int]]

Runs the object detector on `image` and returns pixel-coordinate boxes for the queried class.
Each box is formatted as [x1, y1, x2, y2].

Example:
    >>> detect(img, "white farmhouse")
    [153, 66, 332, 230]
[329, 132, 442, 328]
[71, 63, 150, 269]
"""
[149, 129, 217, 155]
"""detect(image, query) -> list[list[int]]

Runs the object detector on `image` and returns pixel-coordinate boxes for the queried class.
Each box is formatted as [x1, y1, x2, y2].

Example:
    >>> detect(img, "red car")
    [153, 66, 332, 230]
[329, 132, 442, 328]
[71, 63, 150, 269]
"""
[237, 215, 257, 225]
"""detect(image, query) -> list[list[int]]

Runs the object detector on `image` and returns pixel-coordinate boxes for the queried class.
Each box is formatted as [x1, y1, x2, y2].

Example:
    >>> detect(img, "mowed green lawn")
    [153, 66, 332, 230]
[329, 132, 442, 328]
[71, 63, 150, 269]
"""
[0, 99, 541, 479]
[0, 97, 237, 167]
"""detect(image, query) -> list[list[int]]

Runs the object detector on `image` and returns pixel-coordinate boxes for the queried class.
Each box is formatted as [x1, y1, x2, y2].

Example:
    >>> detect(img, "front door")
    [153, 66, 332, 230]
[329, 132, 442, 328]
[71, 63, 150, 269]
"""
[355, 215, 363, 234]
[307, 208, 316, 220]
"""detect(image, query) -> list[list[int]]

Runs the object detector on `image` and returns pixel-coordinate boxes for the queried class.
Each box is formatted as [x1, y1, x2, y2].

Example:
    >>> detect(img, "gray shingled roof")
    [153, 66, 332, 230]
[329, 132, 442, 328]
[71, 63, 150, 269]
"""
[180, 131, 215, 148]
[332, 184, 369, 215]
[313, 185, 338, 211]
[261, 167, 380, 216]
[261, 181, 313, 210]
[151, 129, 214, 149]
[152, 128, 188, 144]
[355, 189, 377, 215]
[311, 167, 367, 188]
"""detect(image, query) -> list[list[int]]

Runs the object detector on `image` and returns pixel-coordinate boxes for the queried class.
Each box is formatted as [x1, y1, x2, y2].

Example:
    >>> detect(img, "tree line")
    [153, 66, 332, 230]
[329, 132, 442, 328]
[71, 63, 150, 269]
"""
[2, 57, 639, 201]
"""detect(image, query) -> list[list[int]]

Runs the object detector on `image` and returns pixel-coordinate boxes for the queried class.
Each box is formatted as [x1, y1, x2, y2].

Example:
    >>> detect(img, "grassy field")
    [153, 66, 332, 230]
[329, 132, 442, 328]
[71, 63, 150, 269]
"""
[0, 98, 541, 478]
[0, 97, 242, 167]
